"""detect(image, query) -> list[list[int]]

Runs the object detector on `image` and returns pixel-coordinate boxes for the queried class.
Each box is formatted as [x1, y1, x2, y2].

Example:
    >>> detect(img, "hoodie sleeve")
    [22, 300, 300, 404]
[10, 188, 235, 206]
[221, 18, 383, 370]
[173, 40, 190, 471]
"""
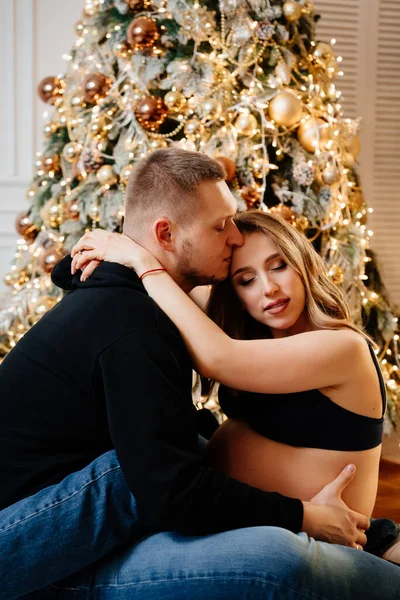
[99, 326, 303, 535]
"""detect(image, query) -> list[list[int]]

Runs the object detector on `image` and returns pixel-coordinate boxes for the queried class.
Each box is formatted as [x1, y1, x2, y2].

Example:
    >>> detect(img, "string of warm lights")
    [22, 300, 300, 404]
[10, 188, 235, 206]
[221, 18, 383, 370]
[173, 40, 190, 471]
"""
[0, 0, 398, 427]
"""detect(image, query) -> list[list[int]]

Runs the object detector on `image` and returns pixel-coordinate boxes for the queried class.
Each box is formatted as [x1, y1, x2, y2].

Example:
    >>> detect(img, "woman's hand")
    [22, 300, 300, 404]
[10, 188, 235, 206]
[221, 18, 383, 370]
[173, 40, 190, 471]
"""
[71, 230, 161, 281]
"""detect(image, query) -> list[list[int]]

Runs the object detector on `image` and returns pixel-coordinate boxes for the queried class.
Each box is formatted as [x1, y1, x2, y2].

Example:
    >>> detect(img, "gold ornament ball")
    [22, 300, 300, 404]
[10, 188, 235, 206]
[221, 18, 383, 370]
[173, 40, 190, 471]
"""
[252, 158, 269, 179]
[314, 42, 334, 61]
[283, 0, 302, 22]
[342, 151, 355, 169]
[96, 165, 118, 186]
[63, 142, 82, 164]
[202, 98, 222, 120]
[40, 247, 64, 274]
[275, 62, 291, 85]
[297, 117, 331, 153]
[127, 17, 159, 50]
[135, 96, 168, 131]
[82, 73, 112, 104]
[215, 156, 236, 182]
[346, 135, 361, 157]
[120, 164, 134, 185]
[322, 164, 340, 185]
[164, 90, 186, 113]
[234, 111, 258, 136]
[268, 91, 303, 127]
[327, 264, 344, 285]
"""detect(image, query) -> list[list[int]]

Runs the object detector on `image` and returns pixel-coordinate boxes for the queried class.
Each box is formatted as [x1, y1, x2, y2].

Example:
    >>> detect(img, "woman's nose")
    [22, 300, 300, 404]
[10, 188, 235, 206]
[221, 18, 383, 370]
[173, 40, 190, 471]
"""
[262, 278, 279, 296]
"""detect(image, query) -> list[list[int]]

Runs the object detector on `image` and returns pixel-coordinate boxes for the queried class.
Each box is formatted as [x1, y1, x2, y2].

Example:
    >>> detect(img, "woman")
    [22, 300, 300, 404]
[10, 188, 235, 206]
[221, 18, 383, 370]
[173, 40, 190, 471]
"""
[71, 210, 385, 518]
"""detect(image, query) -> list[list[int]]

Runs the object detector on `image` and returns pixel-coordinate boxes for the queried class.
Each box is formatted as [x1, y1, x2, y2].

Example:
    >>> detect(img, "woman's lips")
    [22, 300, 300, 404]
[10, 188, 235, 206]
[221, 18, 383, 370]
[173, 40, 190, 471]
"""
[264, 298, 290, 314]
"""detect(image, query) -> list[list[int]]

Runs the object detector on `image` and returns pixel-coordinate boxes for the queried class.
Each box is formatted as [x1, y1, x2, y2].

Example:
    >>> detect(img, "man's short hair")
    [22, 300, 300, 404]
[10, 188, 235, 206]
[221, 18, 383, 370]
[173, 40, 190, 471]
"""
[123, 147, 226, 239]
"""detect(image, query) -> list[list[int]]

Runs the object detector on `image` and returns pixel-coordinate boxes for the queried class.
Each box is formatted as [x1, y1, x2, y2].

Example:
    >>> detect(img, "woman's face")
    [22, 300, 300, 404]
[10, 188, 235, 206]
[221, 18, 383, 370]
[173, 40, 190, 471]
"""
[230, 232, 309, 338]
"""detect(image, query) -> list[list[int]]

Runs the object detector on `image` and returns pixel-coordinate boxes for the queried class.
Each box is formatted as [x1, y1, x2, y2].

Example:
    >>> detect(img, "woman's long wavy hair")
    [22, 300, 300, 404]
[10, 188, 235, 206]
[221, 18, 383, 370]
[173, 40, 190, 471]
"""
[202, 210, 373, 395]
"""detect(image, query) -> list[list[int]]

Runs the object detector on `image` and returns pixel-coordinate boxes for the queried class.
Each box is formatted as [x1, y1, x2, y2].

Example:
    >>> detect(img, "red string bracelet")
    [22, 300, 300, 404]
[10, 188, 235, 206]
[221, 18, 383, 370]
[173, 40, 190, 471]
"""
[139, 267, 167, 280]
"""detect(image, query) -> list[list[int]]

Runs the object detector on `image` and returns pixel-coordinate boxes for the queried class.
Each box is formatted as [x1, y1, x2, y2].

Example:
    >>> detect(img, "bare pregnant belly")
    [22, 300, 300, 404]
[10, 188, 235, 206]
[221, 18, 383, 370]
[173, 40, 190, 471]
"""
[207, 419, 381, 517]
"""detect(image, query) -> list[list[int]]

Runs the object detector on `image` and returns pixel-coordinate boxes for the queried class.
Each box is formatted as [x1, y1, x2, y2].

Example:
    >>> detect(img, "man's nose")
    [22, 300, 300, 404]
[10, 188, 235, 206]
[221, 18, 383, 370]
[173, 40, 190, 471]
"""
[228, 223, 244, 247]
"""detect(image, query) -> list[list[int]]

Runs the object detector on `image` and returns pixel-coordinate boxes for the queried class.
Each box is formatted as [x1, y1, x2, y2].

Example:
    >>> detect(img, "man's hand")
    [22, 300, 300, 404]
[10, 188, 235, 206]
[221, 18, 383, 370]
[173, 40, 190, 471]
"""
[302, 464, 370, 549]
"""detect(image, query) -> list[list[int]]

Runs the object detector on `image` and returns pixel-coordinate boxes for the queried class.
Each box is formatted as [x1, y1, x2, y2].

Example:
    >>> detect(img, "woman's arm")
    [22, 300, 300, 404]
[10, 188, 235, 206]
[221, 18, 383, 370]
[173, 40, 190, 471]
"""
[71, 231, 365, 395]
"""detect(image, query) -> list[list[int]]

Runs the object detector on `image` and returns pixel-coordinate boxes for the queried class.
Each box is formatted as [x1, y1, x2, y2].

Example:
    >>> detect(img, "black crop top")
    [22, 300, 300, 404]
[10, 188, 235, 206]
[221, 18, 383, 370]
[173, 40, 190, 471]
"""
[218, 343, 386, 452]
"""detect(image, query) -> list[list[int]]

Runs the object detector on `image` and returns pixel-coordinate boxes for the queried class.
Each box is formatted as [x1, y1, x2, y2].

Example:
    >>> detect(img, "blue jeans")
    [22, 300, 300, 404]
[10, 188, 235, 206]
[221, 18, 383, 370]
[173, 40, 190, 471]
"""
[0, 451, 399, 600]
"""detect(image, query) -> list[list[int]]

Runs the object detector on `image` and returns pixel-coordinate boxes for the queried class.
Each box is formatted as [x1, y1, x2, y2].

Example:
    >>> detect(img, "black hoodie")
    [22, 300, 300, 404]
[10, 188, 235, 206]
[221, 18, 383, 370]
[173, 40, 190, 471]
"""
[0, 256, 303, 533]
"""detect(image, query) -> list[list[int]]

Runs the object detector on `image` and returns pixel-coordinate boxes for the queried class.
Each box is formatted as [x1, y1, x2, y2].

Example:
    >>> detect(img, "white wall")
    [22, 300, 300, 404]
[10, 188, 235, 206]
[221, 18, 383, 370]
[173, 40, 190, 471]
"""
[0, 0, 83, 286]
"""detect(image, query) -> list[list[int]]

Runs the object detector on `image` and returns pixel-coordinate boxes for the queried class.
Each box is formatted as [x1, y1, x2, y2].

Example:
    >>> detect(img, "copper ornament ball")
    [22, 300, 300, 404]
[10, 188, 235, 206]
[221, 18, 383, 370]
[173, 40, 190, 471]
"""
[37, 76, 64, 104]
[127, 17, 159, 50]
[135, 96, 168, 131]
[40, 247, 64, 274]
[15, 212, 38, 242]
[64, 200, 80, 221]
[82, 73, 112, 104]
[215, 156, 236, 182]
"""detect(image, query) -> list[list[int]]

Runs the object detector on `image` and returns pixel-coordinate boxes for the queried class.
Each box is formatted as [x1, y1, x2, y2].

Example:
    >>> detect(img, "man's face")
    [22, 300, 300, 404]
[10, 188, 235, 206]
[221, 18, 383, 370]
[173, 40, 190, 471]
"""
[175, 180, 243, 289]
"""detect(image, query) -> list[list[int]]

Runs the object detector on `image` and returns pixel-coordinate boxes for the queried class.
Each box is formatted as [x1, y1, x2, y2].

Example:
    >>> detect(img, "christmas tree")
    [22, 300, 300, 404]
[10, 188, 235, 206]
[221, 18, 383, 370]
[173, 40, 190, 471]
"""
[1, 0, 398, 425]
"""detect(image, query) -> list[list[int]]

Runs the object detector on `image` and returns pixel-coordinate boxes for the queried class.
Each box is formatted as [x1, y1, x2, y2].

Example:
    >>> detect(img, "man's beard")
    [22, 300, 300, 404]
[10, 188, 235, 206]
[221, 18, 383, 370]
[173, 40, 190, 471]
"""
[177, 239, 226, 288]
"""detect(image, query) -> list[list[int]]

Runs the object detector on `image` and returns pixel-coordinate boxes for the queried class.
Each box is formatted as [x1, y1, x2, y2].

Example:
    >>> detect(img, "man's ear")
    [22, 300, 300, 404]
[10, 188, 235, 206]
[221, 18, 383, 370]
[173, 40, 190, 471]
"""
[152, 218, 176, 251]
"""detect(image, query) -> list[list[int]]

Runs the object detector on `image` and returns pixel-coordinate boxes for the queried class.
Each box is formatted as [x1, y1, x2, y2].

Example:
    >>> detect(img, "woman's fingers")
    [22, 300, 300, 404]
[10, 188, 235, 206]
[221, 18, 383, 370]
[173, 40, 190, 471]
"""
[71, 251, 101, 274]
[81, 259, 101, 282]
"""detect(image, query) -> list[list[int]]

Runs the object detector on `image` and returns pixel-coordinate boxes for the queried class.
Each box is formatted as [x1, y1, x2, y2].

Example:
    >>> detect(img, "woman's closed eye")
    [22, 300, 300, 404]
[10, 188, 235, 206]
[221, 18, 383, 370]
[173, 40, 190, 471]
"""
[271, 261, 287, 272]
[238, 277, 255, 287]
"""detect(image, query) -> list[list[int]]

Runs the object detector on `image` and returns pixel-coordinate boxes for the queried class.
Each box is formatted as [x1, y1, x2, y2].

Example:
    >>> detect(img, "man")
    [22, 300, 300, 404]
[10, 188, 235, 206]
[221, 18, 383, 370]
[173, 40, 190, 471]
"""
[0, 148, 399, 599]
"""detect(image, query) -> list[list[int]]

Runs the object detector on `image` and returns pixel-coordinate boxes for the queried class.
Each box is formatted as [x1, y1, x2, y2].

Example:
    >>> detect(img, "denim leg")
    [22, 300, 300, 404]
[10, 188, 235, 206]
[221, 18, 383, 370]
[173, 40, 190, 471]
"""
[0, 451, 139, 600]
[365, 518, 400, 557]
[22, 527, 400, 600]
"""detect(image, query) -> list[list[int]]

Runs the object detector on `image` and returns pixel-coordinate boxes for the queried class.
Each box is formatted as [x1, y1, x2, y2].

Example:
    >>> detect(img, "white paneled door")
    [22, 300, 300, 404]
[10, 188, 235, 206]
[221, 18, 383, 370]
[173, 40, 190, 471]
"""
[315, 0, 400, 306]
[0, 0, 83, 286]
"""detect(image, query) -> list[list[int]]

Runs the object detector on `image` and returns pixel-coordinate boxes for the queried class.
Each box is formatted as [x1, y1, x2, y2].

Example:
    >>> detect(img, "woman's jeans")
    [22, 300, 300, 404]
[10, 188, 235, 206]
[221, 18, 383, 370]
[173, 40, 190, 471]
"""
[0, 450, 399, 600]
